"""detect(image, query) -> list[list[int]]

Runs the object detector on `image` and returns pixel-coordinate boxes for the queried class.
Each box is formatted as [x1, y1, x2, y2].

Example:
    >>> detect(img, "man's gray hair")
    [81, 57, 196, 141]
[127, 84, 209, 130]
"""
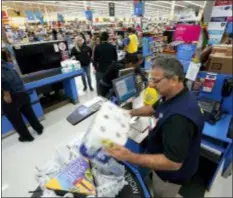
[152, 55, 185, 81]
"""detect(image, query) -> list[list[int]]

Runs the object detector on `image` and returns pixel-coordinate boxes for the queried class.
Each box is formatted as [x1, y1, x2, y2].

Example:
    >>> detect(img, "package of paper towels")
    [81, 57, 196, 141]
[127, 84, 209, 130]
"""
[79, 101, 131, 163]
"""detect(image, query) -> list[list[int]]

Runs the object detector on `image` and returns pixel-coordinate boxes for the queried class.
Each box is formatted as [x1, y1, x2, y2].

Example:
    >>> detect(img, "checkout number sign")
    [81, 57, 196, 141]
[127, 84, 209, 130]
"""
[202, 74, 217, 93]
[58, 42, 69, 61]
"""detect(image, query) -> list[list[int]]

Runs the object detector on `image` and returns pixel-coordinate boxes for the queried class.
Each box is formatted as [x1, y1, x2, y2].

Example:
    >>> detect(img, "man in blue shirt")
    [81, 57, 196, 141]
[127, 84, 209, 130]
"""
[2, 49, 44, 142]
[106, 56, 204, 197]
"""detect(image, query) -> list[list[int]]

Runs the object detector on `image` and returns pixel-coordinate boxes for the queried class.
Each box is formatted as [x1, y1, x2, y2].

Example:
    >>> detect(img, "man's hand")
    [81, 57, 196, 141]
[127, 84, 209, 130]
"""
[3, 91, 12, 104]
[105, 144, 134, 161]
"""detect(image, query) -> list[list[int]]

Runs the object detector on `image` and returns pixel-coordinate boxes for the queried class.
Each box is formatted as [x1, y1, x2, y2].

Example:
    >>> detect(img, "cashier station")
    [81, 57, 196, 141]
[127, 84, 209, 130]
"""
[66, 69, 233, 197]
[1, 40, 84, 137]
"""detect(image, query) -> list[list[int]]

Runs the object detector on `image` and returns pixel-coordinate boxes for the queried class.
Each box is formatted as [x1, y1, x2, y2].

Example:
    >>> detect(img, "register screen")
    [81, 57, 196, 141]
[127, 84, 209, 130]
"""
[115, 75, 137, 103]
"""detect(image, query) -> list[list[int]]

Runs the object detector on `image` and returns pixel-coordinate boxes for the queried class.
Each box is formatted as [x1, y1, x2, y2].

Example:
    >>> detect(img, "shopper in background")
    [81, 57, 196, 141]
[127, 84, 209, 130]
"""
[52, 29, 58, 40]
[1, 49, 44, 142]
[57, 30, 64, 40]
[29, 32, 39, 42]
[124, 27, 139, 54]
[96, 37, 101, 45]
[79, 32, 86, 44]
[99, 54, 142, 97]
[71, 36, 94, 91]
[117, 35, 124, 50]
[92, 36, 101, 71]
[90, 35, 101, 51]
[106, 56, 204, 197]
[94, 31, 117, 95]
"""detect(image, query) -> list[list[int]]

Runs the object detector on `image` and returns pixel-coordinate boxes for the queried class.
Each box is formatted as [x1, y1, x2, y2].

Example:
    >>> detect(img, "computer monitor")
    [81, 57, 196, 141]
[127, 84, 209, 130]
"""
[13, 40, 68, 75]
[112, 73, 139, 105]
[118, 68, 135, 77]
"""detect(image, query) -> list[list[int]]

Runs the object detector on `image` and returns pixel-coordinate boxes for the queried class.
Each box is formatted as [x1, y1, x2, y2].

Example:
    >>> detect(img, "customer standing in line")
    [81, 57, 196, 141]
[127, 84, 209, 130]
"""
[1, 49, 44, 142]
[94, 32, 117, 95]
[91, 36, 101, 71]
[71, 36, 94, 91]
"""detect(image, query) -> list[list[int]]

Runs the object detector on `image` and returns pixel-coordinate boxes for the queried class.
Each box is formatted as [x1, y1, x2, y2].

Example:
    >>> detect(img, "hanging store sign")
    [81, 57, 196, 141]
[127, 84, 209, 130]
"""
[134, 1, 144, 17]
[109, 2, 115, 17]
[57, 13, 65, 22]
[35, 10, 44, 24]
[85, 10, 93, 21]
[2, 10, 8, 18]
[210, 5, 232, 18]
[2, 10, 9, 24]
[226, 22, 233, 34]
[176, 44, 197, 73]
[207, 22, 227, 45]
[25, 10, 35, 21]
[174, 24, 201, 42]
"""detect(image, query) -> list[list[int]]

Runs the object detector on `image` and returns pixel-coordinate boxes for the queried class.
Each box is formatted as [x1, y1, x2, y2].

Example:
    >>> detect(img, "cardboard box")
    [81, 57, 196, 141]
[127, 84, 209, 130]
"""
[206, 53, 232, 75]
[212, 45, 232, 56]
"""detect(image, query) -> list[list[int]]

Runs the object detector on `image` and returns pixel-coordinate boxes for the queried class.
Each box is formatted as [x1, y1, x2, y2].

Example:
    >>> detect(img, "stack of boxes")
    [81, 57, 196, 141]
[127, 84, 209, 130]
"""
[207, 45, 232, 75]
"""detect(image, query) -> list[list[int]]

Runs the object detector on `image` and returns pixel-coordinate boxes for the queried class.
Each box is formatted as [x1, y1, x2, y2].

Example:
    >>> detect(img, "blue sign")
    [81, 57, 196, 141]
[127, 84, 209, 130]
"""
[144, 57, 153, 70]
[179, 60, 191, 73]
[85, 10, 93, 20]
[35, 10, 44, 24]
[226, 22, 233, 35]
[176, 44, 197, 61]
[142, 37, 153, 57]
[57, 13, 65, 22]
[176, 44, 197, 73]
[134, 2, 144, 16]
[208, 30, 225, 45]
[25, 10, 35, 21]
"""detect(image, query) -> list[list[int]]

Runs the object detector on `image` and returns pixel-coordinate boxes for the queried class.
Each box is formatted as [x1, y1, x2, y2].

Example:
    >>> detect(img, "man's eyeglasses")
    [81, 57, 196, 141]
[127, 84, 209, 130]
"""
[149, 77, 166, 84]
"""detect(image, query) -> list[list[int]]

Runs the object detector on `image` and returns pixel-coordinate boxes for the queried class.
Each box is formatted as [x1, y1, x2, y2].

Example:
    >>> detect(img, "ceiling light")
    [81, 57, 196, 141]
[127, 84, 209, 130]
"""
[185, 1, 205, 8]
[157, 1, 187, 8]
[145, 2, 171, 10]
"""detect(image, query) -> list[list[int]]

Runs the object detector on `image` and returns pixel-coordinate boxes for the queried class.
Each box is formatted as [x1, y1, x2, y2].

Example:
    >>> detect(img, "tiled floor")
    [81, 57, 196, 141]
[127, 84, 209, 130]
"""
[1, 72, 232, 197]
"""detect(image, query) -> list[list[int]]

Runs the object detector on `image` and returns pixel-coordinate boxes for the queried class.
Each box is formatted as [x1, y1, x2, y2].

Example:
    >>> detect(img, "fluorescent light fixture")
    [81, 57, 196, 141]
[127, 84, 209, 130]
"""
[12, 1, 83, 9]
[157, 1, 187, 8]
[185, 1, 205, 8]
[145, 2, 171, 10]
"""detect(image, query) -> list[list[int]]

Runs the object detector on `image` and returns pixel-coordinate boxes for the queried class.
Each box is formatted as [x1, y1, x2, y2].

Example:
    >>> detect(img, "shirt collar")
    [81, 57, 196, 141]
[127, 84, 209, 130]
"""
[162, 87, 188, 104]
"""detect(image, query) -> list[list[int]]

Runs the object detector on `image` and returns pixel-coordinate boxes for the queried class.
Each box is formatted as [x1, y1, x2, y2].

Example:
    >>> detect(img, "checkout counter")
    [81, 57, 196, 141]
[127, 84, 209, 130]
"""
[124, 71, 233, 191]
[31, 70, 232, 198]
[1, 68, 84, 137]
[194, 72, 232, 190]
[2, 40, 86, 137]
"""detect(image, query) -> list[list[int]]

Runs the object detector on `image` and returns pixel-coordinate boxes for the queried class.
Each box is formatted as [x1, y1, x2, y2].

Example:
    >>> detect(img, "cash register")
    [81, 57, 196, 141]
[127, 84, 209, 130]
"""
[112, 73, 139, 110]
[67, 73, 140, 125]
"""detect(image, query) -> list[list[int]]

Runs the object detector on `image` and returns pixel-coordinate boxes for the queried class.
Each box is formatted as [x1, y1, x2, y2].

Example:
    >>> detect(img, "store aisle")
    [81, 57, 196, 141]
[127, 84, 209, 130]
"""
[1, 71, 232, 197]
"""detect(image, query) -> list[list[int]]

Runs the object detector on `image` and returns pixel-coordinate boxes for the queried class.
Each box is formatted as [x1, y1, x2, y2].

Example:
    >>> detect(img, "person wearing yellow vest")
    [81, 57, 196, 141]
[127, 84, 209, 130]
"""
[125, 27, 138, 54]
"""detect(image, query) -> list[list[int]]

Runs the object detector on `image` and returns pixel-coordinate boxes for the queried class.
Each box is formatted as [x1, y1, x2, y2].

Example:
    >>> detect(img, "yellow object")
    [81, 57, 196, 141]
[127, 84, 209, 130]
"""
[143, 87, 159, 105]
[45, 178, 62, 190]
[75, 183, 93, 195]
[192, 57, 200, 63]
[102, 139, 114, 148]
[126, 34, 138, 54]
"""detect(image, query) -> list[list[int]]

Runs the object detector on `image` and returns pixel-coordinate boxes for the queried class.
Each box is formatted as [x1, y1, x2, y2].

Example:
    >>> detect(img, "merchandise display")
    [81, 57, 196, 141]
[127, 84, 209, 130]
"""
[1, 1, 233, 198]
